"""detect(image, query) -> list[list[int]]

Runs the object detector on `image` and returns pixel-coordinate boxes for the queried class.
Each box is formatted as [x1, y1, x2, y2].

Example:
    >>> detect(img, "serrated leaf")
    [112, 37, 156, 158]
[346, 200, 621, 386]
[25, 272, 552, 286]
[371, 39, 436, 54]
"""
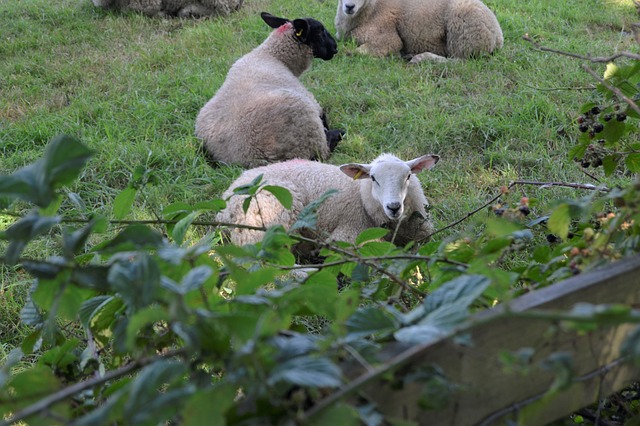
[79, 296, 114, 328]
[97, 225, 164, 254]
[42, 135, 93, 188]
[310, 403, 360, 426]
[124, 360, 192, 425]
[108, 254, 160, 314]
[602, 118, 625, 143]
[602, 155, 618, 176]
[625, 153, 640, 173]
[162, 202, 193, 219]
[180, 265, 213, 293]
[267, 356, 342, 388]
[547, 203, 571, 239]
[291, 189, 338, 232]
[182, 385, 236, 426]
[63, 218, 98, 258]
[356, 227, 389, 245]
[346, 307, 399, 339]
[125, 306, 169, 349]
[172, 211, 201, 245]
[113, 187, 137, 220]
[232, 173, 264, 196]
[263, 185, 293, 209]
[394, 324, 450, 345]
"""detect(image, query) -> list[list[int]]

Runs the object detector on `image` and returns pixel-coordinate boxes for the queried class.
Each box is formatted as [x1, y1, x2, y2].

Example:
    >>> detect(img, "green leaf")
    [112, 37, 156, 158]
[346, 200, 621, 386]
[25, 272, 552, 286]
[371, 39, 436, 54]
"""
[161, 266, 213, 295]
[125, 306, 169, 349]
[358, 241, 395, 256]
[172, 210, 201, 245]
[602, 154, 618, 176]
[310, 403, 360, 426]
[547, 203, 571, 239]
[346, 307, 399, 339]
[601, 118, 625, 143]
[113, 187, 137, 220]
[63, 218, 98, 258]
[97, 225, 164, 254]
[625, 153, 640, 173]
[108, 254, 160, 314]
[621, 325, 640, 364]
[182, 384, 236, 426]
[232, 173, 264, 196]
[355, 227, 389, 245]
[124, 360, 192, 425]
[42, 134, 93, 188]
[263, 185, 293, 209]
[267, 356, 342, 388]
[79, 295, 114, 328]
[291, 189, 337, 232]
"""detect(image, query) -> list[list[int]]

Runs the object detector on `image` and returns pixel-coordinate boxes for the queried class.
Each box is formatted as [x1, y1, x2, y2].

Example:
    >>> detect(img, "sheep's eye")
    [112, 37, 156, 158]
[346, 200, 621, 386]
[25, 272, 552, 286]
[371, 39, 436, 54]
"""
[371, 175, 377, 183]
[406, 175, 411, 181]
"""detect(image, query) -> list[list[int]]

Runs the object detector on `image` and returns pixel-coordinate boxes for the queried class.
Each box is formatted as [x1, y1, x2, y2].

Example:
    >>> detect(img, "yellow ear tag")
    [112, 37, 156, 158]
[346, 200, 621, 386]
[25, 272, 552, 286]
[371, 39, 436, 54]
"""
[296, 29, 303, 37]
[353, 170, 363, 180]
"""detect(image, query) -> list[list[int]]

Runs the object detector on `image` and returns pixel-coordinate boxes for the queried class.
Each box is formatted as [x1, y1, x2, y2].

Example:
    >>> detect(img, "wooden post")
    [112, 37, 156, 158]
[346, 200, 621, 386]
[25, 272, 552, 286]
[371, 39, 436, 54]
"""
[358, 255, 640, 425]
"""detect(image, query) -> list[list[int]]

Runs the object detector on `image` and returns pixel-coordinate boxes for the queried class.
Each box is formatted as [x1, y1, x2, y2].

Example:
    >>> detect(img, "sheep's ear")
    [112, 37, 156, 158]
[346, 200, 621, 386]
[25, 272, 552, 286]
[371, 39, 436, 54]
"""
[340, 163, 371, 180]
[261, 12, 289, 29]
[292, 18, 311, 42]
[406, 155, 439, 173]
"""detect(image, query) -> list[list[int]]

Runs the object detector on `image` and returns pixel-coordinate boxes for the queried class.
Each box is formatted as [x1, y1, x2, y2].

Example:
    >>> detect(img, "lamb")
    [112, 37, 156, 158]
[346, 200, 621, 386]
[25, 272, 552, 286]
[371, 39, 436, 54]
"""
[216, 153, 440, 256]
[334, 0, 503, 63]
[195, 12, 344, 168]
[91, 0, 242, 18]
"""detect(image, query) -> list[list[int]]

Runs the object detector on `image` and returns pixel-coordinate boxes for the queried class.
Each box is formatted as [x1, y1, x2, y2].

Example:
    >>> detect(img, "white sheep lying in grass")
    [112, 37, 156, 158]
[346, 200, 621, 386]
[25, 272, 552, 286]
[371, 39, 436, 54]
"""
[91, 0, 242, 18]
[216, 153, 439, 255]
[196, 12, 344, 168]
[335, 0, 503, 63]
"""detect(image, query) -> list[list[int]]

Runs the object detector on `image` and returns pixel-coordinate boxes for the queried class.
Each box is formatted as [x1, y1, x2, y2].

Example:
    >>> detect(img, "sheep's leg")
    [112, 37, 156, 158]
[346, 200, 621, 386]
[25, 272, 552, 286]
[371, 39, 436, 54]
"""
[408, 52, 450, 64]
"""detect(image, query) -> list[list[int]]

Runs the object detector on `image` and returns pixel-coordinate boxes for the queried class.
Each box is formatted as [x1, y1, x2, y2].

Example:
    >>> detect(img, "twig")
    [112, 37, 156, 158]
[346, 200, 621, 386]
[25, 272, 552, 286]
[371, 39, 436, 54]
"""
[269, 254, 468, 271]
[522, 34, 640, 62]
[0, 348, 186, 426]
[581, 63, 640, 119]
[510, 180, 610, 192]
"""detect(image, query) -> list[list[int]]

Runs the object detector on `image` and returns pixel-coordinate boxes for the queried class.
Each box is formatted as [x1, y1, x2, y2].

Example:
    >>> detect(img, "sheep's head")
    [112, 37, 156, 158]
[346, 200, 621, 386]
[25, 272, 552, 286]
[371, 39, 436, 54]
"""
[261, 12, 338, 60]
[337, 0, 370, 18]
[340, 154, 439, 220]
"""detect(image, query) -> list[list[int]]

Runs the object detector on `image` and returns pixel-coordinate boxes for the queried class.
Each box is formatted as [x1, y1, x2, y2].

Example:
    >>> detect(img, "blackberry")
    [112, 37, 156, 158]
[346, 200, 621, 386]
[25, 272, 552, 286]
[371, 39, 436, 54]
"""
[593, 123, 604, 133]
[578, 123, 589, 133]
[603, 113, 612, 122]
[519, 206, 531, 216]
[616, 112, 627, 122]
[591, 106, 601, 115]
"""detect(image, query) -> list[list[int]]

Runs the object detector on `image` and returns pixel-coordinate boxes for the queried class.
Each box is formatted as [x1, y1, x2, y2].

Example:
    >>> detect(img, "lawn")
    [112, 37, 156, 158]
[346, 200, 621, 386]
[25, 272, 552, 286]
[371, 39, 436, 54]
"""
[1, 0, 639, 421]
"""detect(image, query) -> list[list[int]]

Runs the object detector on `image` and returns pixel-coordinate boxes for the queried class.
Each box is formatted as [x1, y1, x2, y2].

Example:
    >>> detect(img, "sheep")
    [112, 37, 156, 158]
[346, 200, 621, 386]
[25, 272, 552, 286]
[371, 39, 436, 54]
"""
[91, 0, 242, 18]
[334, 0, 503, 63]
[195, 12, 344, 169]
[216, 153, 440, 257]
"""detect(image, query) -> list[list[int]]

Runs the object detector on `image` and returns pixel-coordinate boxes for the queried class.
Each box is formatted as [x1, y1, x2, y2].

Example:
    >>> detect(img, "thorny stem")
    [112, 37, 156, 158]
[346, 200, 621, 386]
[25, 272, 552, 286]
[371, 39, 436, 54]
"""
[522, 34, 640, 62]
[0, 349, 186, 426]
[580, 64, 640, 120]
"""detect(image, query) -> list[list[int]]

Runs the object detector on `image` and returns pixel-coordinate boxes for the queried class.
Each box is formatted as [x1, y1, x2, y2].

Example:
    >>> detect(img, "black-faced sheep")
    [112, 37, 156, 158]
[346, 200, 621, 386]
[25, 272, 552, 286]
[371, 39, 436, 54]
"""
[216, 153, 439, 256]
[334, 0, 503, 63]
[91, 0, 242, 18]
[195, 12, 344, 168]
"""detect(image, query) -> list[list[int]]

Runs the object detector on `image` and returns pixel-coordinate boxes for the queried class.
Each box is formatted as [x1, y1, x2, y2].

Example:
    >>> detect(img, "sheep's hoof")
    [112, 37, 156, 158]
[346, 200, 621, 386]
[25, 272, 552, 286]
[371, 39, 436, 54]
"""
[326, 129, 345, 152]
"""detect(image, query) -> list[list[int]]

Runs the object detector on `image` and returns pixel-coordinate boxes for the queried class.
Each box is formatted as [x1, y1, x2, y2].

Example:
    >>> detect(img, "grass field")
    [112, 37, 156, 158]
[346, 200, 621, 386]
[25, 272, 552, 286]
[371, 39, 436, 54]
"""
[1, 0, 638, 354]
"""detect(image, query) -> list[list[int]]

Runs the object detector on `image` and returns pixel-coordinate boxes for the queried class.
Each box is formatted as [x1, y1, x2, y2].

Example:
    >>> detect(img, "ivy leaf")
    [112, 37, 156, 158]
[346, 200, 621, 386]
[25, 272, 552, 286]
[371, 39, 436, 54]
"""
[267, 356, 342, 388]
[547, 203, 571, 240]
[263, 185, 293, 209]
[113, 187, 137, 220]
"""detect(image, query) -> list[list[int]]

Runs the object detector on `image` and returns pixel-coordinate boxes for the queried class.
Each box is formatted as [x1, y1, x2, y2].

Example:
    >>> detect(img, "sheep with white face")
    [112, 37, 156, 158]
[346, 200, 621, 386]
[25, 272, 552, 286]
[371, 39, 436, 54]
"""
[216, 153, 440, 256]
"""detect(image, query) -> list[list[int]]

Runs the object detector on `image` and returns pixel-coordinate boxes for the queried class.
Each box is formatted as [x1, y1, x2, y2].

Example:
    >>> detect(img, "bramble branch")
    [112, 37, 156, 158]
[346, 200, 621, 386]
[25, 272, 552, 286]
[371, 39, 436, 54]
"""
[522, 34, 640, 62]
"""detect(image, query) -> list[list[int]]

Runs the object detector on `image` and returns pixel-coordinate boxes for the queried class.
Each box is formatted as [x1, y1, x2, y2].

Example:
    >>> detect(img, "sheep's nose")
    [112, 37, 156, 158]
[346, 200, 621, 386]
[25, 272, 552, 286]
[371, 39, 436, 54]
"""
[344, 3, 355, 14]
[387, 202, 401, 216]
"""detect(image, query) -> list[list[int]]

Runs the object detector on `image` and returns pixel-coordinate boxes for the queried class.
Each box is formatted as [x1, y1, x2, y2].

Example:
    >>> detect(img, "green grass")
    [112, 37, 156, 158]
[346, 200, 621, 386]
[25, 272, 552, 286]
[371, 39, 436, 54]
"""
[0, 0, 638, 349]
